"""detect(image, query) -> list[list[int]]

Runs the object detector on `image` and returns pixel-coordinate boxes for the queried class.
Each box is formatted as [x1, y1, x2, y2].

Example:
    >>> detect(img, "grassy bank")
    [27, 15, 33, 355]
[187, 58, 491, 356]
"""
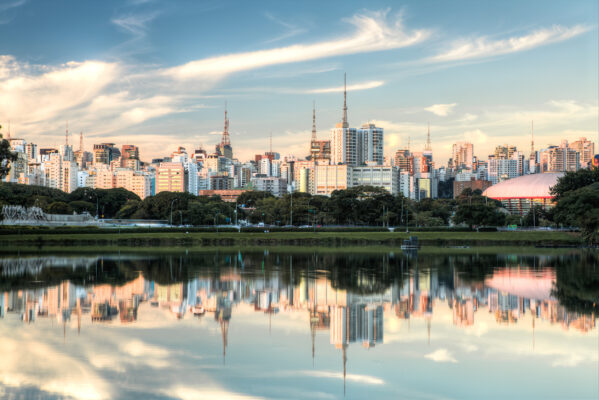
[0, 229, 582, 248]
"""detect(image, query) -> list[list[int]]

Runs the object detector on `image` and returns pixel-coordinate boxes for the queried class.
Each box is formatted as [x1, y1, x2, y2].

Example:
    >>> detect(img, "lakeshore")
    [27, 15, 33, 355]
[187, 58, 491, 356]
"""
[0, 228, 582, 248]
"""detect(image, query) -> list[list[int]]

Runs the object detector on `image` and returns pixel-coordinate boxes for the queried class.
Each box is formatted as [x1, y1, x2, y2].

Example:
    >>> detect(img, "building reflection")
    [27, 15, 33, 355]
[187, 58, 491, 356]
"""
[0, 253, 596, 338]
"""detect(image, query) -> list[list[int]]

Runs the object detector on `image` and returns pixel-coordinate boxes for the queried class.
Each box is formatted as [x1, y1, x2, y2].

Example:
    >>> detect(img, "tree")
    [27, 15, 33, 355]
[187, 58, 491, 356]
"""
[553, 182, 599, 243]
[550, 168, 599, 202]
[47, 201, 73, 215]
[453, 191, 506, 228]
[0, 128, 17, 180]
[69, 200, 96, 215]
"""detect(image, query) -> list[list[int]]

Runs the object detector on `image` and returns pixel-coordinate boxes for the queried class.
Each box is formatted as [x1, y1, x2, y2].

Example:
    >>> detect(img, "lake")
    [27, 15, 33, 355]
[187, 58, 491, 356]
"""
[0, 249, 597, 399]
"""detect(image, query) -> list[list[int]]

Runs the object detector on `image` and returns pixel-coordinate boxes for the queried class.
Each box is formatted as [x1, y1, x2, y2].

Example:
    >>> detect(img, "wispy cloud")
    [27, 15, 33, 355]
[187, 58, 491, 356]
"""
[425, 103, 457, 116]
[263, 12, 307, 44]
[424, 349, 457, 363]
[164, 10, 429, 80]
[0, 0, 26, 24]
[429, 25, 590, 62]
[111, 11, 159, 38]
[307, 80, 384, 94]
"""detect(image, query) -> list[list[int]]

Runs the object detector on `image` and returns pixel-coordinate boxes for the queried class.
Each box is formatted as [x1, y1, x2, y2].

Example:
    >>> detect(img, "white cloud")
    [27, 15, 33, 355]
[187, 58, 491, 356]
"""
[307, 80, 385, 93]
[430, 25, 589, 62]
[425, 103, 457, 116]
[300, 370, 385, 385]
[164, 10, 429, 80]
[424, 348, 457, 363]
[263, 12, 307, 44]
[463, 129, 488, 144]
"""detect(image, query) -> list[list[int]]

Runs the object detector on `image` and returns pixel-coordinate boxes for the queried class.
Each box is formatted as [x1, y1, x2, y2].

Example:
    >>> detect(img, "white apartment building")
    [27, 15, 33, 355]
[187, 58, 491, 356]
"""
[351, 166, 398, 195]
[314, 164, 351, 196]
[330, 125, 357, 166]
[357, 123, 384, 165]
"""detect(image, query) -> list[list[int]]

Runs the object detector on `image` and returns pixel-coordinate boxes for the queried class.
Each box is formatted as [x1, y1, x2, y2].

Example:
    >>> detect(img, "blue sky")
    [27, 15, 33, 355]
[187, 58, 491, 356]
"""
[0, 0, 597, 163]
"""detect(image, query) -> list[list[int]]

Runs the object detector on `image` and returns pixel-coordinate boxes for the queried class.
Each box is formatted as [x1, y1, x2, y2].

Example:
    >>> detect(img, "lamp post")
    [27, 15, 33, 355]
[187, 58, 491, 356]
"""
[170, 198, 178, 226]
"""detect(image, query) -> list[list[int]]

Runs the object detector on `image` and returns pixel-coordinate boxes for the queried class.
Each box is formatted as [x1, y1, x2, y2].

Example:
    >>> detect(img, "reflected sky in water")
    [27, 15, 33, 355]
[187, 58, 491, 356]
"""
[0, 250, 598, 400]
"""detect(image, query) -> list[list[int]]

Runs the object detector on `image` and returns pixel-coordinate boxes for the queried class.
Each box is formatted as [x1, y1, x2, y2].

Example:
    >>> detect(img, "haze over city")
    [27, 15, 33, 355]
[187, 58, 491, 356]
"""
[1, 0, 597, 164]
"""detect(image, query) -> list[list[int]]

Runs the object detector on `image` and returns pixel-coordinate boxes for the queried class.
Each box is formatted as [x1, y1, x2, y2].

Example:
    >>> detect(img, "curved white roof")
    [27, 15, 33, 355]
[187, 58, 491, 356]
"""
[482, 173, 564, 199]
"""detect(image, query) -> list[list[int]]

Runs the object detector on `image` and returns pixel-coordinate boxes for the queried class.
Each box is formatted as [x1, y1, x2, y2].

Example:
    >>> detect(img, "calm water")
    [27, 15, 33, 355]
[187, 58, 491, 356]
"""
[0, 249, 598, 400]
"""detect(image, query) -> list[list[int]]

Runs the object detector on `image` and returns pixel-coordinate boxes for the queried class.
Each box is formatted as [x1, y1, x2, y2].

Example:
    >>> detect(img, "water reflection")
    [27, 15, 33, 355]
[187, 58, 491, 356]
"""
[0, 250, 598, 399]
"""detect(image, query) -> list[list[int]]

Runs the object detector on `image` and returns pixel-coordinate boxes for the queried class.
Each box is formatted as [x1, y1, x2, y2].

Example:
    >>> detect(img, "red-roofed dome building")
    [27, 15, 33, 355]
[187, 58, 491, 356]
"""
[482, 172, 564, 215]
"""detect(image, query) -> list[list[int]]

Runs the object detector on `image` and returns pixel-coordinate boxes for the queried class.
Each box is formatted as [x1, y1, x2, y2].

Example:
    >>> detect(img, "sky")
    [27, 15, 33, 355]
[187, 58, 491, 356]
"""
[0, 0, 597, 165]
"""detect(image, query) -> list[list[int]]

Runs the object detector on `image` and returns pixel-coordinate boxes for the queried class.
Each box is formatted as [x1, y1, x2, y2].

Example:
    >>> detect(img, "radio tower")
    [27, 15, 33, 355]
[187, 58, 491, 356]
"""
[311, 101, 317, 142]
[221, 102, 230, 146]
[79, 131, 83, 152]
[530, 120, 535, 155]
[342, 73, 348, 129]
[6, 121, 10, 140]
[425, 122, 432, 151]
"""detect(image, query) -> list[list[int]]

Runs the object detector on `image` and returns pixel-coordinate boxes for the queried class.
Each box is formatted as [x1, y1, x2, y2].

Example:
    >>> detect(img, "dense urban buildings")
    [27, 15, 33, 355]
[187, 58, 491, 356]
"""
[1, 77, 597, 217]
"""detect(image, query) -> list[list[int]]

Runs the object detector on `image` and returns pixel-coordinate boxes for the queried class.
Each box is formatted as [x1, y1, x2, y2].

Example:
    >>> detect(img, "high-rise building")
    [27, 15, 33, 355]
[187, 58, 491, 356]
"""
[570, 137, 595, 167]
[493, 145, 517, 159]
[393, 149, 412, 173]
[314, 164, 351, 196]
[452, 142, 474, 170]
[357, 123, 384, 165]
[540, 142, 580, 172]
[93, 143, 119, 165]
[115, 169, 151, 199]
[42, 153, 77, 193]
[351, 166, 398, 195]
[25, 143, 38, 161]
[156, 162, 186, 193]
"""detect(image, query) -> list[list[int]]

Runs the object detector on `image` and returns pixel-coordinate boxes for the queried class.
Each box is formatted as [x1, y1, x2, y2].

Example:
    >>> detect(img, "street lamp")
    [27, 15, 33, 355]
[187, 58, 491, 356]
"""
[170, 198, 178, 226]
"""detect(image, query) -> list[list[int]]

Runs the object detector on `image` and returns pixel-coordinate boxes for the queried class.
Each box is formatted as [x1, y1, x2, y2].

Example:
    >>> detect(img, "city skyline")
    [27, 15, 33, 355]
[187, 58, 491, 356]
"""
[0, 1, 598, 165]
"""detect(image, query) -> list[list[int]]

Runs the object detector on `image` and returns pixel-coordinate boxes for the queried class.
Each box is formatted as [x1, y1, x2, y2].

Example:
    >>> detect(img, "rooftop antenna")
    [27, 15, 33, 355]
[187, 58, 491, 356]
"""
[221, 101, 230, 146]
[530, 120, 534, 155]
[79, 131, 83, 152]
[6, 121, 10, 140]
[425, 122, 432, 151]
[342, 73, 348, 129]
[311, 101, 317, 142]
[407, 136, 411, 152]
[269, 132, 273, 153]
[65, 121, 69, 146]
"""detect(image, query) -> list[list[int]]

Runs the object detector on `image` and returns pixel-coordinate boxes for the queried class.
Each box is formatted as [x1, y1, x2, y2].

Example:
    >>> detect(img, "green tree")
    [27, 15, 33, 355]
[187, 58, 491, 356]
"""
[47, 201, 73, 215]
[0, 127, 17, 179]
[550, 168, 599, 202]
[553, 182, 599, 243]
[68, 200, 96, 215]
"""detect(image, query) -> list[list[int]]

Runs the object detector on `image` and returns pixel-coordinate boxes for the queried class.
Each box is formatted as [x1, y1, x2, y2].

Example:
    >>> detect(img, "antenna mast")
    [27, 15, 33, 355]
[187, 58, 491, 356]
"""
[65, 121, 69, 146]
[342, 73, 348, 128]
[6, 121, 10, 140]
[311, 101, 317, 141]
[221, 102, 230, 146]
[530, 120, 534, 155]
[79, 132, 83, 152]
[425, 122, 432, 151]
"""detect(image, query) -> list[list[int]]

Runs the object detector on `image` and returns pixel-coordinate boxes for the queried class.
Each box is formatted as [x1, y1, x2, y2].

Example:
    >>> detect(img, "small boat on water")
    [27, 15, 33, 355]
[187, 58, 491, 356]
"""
[401, 236, 420, 250]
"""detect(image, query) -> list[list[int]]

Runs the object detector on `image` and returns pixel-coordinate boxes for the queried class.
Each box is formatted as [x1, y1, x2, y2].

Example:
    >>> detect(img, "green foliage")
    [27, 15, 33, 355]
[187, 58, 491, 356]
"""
[453, 191, 506, 227]
[47, 201, 73, 215]
[236, 191, 274, 207]
[68, 187, 140, 218]
[550, 168, 599, 202]
[553, 182, 599, 243]
[68, 200, 96, 215]
[0, 131, 17, 179]
[0, 183, 68, 209]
